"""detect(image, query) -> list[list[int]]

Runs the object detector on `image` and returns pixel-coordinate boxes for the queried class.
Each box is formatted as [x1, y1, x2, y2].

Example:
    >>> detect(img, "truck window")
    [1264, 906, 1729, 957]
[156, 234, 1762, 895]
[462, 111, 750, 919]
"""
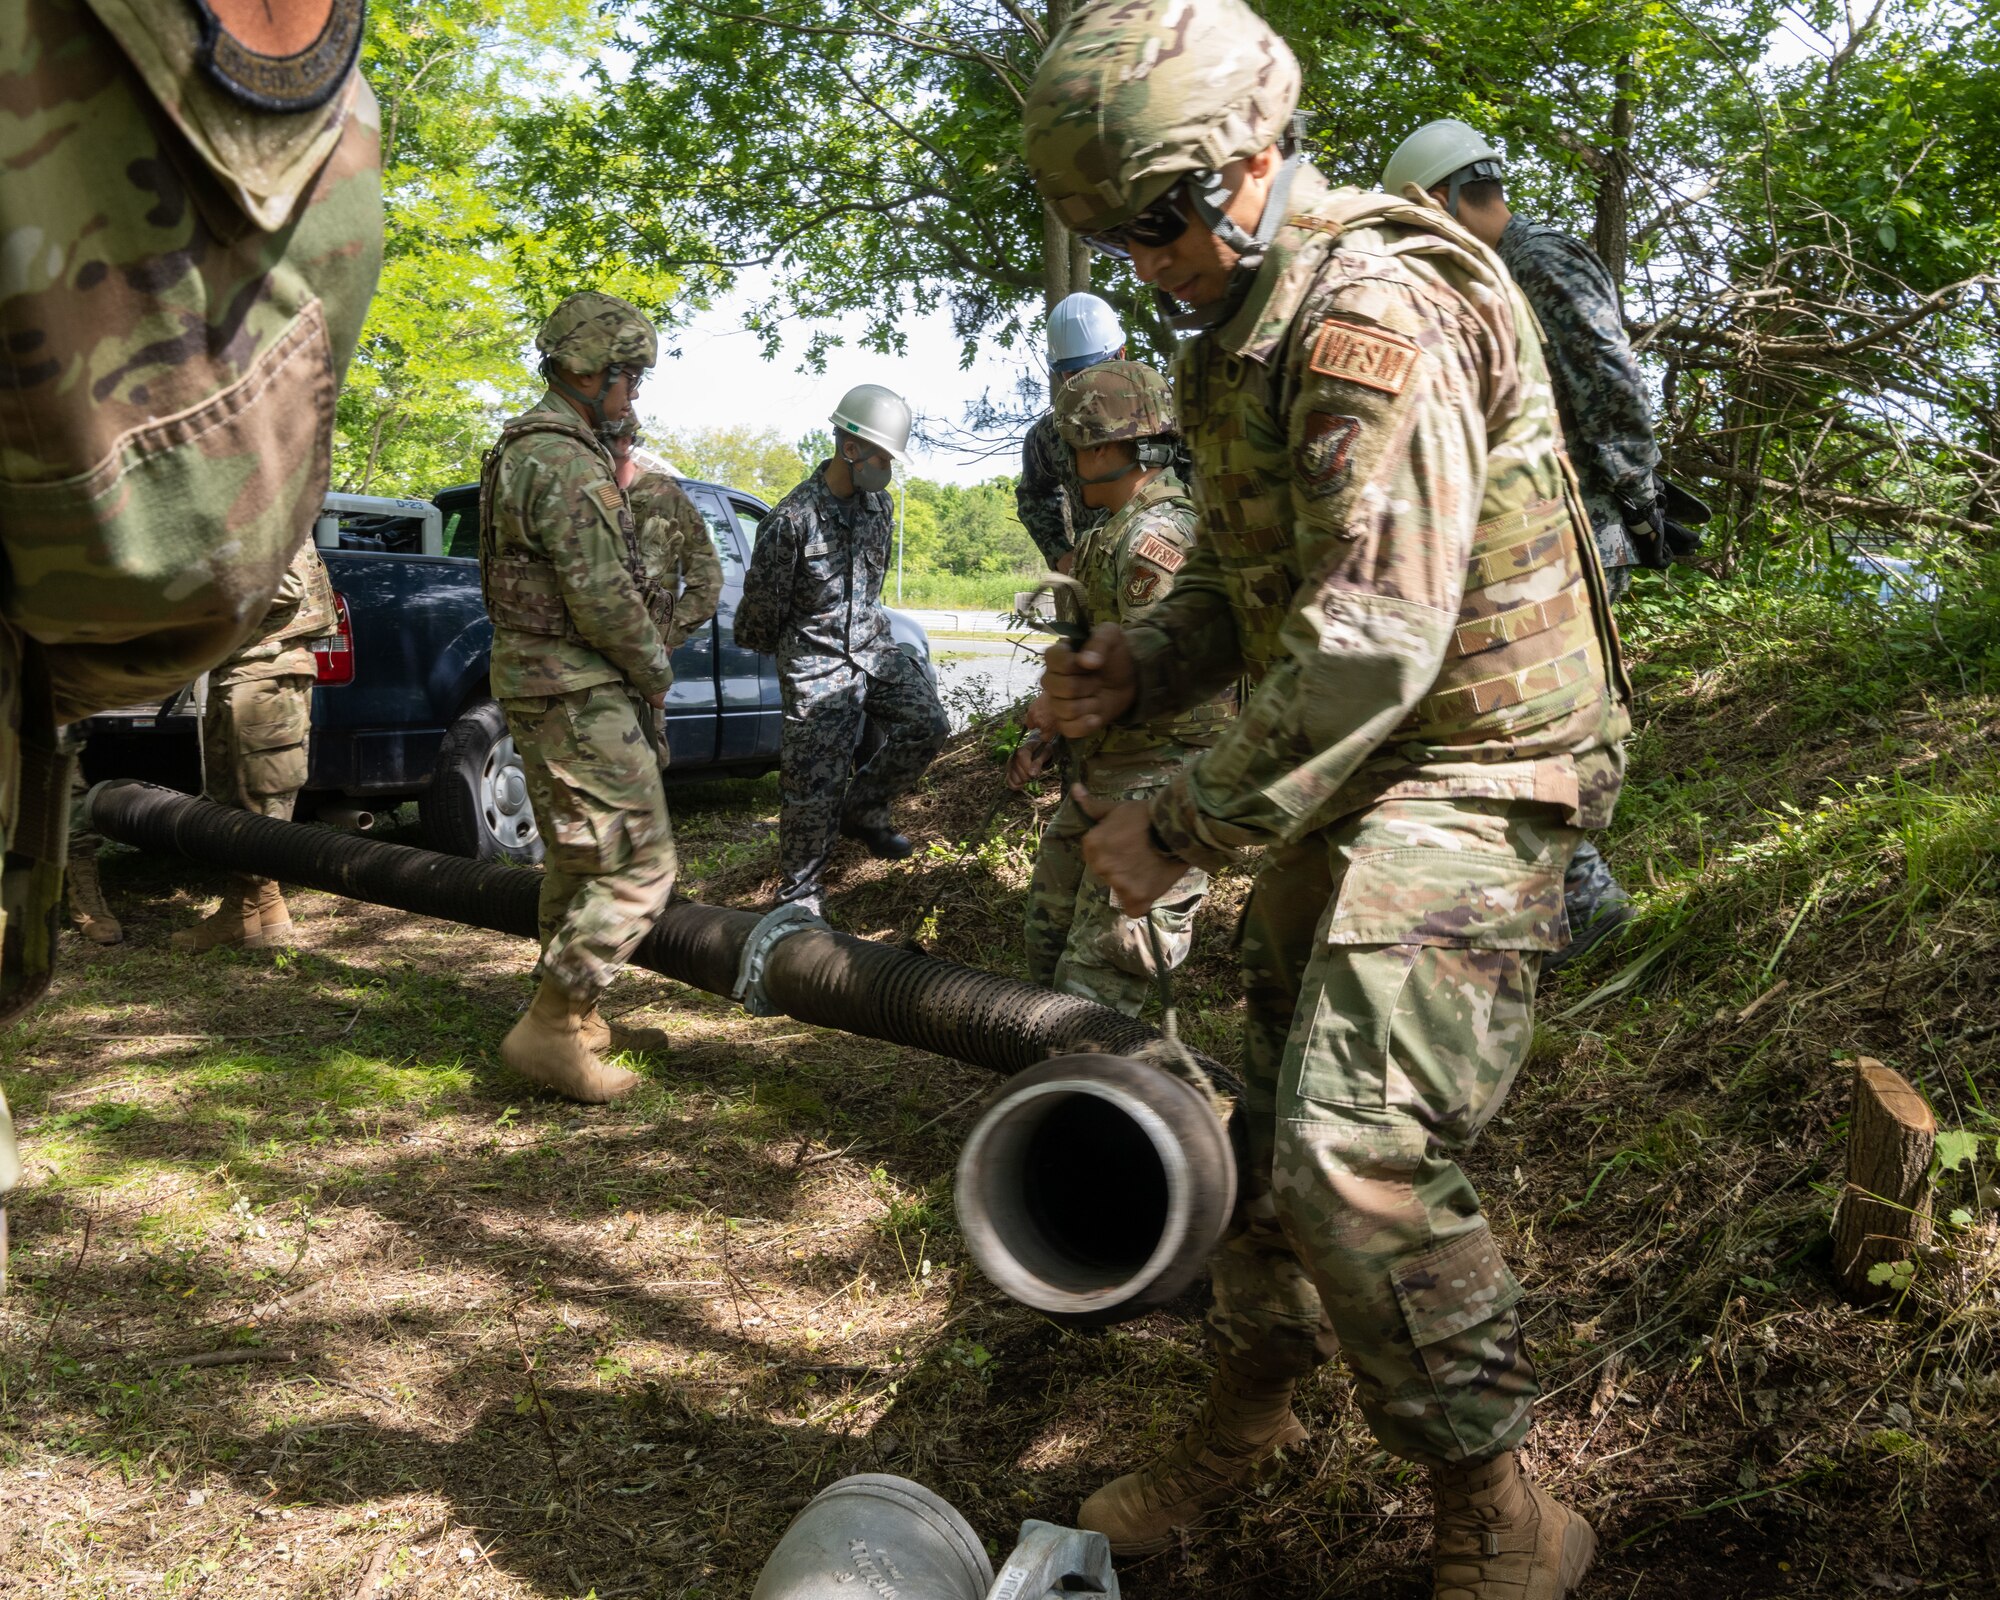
[330, 509, 426, 555]
[683, 487, 747, 586]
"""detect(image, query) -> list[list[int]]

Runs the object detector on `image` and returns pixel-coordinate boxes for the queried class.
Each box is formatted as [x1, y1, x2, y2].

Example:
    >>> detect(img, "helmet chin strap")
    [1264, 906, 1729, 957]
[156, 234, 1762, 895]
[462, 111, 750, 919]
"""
[1160, 146, 1306, 332]
[545, 360, 623, 440]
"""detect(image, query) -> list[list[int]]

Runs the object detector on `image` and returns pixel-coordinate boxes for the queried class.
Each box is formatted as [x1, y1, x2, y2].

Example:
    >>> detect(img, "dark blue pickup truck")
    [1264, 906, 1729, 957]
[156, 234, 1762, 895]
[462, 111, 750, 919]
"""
[79, 479, 935, 863]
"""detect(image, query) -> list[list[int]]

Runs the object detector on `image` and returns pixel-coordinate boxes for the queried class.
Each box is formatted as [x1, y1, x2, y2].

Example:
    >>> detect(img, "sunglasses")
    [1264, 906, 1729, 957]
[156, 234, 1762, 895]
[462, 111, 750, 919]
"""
[1083, 184, 1194, 259]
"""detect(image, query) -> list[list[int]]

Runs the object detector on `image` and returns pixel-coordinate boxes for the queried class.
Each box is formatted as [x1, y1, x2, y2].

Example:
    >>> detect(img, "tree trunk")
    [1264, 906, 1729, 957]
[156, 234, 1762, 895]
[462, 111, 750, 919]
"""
[1832, 1058, 1936, 1303]
[1592, 60, 1635, 286]
[1038, 0, 1093, 313]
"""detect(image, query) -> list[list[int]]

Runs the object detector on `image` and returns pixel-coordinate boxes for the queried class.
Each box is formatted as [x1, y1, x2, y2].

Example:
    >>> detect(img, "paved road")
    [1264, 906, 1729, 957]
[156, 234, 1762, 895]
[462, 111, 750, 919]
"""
[931, 634, 1047, 730]
[897, 605, 1022, 637]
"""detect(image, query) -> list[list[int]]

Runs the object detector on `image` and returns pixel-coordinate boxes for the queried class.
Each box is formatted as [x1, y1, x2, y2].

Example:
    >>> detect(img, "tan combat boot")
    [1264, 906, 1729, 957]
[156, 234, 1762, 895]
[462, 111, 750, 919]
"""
[244, 879, 295, 949]
[171, 876, 263, 952]
[1077, 1360, 1309, 1555]
[66, 856, 124, 946]
[503, 979, 641, 1104]
[579, 1008, 673, 1056]
[1430, 1452, 1596, 1600]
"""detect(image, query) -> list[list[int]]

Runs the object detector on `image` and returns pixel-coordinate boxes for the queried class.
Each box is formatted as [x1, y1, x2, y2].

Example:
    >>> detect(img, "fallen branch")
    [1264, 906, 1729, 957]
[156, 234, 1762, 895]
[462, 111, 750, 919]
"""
[148, 1347, 298, 1372]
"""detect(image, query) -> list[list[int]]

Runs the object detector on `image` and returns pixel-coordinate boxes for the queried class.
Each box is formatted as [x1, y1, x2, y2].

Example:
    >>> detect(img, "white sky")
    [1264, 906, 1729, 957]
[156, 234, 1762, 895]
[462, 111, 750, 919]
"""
[636, 279, 1042, 487]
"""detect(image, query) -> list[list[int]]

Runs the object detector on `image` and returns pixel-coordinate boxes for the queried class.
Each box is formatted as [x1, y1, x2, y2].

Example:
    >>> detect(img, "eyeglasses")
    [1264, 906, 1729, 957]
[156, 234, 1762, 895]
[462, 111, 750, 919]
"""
[1083, 184, 1193, 259]
[608, 363, 646, 396]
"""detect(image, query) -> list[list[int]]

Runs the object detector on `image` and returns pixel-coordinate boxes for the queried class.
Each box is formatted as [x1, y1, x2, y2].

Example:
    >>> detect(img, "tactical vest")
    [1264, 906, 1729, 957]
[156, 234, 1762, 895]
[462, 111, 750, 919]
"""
[477, 413, 658, 643]
[1177, 187, 1629, 761]
[272, 548, 338, 646]
[1067, 474, 1233, 778]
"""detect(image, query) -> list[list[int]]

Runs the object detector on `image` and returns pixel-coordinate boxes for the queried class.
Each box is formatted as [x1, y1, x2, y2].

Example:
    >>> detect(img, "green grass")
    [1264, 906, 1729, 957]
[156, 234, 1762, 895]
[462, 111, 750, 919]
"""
[883, 570, 1031, 611]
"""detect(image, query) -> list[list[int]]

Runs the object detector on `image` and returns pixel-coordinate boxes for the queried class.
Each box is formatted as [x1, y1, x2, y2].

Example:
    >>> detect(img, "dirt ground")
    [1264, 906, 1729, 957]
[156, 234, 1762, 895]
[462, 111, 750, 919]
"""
[4, 635, 1999, 1597]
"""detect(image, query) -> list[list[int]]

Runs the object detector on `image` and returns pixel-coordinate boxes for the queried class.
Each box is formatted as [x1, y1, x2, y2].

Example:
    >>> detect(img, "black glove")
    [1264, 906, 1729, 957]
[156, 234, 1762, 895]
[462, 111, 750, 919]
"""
[1660, 515, 1703, 563]
[1619, 496, 1671, 571]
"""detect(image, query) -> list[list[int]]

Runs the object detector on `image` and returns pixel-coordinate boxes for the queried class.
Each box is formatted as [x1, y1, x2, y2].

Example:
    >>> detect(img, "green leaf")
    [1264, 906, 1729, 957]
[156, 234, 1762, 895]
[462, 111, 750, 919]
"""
[1867, 1260, 1916, 1291]
[1934, 1130, 1984, 1174]
[1877, 221, 1898, 250]
[1948, 1208, 1974, 1227]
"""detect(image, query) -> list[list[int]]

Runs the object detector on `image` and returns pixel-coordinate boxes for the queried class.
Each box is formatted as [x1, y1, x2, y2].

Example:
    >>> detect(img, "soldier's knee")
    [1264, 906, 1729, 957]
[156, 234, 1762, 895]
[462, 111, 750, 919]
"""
[1270, 1112, 1430, 1259]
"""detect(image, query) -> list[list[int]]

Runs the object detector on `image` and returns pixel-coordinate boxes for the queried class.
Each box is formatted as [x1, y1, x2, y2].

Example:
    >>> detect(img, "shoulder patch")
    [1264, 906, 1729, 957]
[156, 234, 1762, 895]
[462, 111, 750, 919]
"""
[594, 482, 625, 514]
[1125, 569, 1163, 606]
[1309, 320, 1421, 395]
[1131, 531, 1185, 573]
[1296, 412, 1362, 498]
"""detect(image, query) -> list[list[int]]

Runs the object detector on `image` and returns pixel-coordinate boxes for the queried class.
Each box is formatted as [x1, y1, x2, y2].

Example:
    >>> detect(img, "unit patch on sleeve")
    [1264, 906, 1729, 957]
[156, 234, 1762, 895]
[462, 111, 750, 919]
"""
[1308, 320, 1420, 395]
[1131, 532, 1186, 573]
[594, 482, 625, 514]
[1125, 568, 1163, 606]
[1296, 412, 1363, 498]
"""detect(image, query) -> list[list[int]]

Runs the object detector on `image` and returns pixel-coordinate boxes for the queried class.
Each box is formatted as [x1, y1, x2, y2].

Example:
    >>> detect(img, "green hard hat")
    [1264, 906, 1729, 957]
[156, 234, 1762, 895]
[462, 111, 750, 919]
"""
[1024, 0, 1302, 235]
[536, 292, 658, 376]
[1054, 360, 1177, 450]
[1381, 119, 1505, 198]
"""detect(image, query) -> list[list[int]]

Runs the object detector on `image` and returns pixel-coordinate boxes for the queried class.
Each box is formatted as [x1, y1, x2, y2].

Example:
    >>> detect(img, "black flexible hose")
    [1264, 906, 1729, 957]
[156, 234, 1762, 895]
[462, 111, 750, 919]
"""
[89, 782, 1241, 1094]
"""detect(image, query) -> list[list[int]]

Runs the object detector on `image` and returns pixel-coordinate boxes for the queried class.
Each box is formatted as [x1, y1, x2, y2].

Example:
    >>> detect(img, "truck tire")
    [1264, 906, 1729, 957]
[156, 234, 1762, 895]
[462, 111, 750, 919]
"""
[420, 699, 545, 865]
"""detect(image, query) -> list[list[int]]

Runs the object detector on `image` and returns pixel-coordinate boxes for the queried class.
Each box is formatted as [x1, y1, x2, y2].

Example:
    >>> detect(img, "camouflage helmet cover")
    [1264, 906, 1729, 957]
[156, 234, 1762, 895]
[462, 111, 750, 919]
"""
[1054, 359, 1177, 449]
[536, 291, 659, 376]
[1024, 0, 1302, 234]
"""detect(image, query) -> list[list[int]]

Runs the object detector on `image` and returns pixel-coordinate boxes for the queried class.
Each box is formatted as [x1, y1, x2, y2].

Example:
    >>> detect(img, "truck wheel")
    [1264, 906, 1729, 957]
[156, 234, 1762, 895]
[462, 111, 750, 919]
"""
[420, 700, 545, 864]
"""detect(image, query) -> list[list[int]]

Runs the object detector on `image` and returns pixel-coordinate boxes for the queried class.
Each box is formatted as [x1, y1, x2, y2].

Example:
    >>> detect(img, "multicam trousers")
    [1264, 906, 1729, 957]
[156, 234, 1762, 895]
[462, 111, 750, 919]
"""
[1024, 785, 1209, 1017]
[1206, 795, 1579, 1465]
[201, 669, 313, 896]
[503, 682, 677, 1002]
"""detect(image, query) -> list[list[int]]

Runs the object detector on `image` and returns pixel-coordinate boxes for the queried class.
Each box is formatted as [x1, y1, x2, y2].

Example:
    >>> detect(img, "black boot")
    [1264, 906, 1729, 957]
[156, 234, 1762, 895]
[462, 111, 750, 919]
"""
[839, 815, 913, 860]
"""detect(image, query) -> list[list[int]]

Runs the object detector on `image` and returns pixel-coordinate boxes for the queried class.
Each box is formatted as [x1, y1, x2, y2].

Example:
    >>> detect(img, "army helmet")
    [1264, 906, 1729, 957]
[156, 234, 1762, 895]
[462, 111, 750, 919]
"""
[536, 292, 658, 377]
[1382, 119, 1505, 215]
[1054, 360, 1177, 452]
[1023, 0, 1302, 238]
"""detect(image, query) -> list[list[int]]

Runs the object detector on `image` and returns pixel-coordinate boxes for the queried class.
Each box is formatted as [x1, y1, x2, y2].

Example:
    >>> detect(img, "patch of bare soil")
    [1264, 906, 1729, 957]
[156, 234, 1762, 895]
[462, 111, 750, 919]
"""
[3, 664, 1998, 1598]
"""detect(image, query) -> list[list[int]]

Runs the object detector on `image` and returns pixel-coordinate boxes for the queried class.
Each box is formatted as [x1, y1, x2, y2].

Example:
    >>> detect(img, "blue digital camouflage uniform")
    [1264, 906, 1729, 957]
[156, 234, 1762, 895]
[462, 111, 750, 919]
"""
[1494, 217, 1661, 604]
[734, 464, 949, 907]
[1494, 217, 1657, 946]
[1016, 411, 1106, 569]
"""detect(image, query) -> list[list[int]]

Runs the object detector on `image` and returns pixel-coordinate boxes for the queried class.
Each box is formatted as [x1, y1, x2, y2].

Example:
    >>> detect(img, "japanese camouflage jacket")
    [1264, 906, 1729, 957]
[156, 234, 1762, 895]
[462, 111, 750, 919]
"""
[1494, 217, 1661, 570]
[733, 464, 902, 679]
[1017, 410, 1107, 568]
[1128, 167, 1632, 873]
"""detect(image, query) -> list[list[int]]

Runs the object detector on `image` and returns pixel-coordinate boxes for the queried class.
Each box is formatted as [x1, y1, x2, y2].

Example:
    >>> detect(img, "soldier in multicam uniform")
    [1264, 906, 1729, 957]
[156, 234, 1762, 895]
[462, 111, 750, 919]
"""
[1026, 3, 1629, 1593]
[1009, 362, 1229, 1016]
[607, 429, 725, 668]
[1383, 120, 1662, 968]
[479, 293, 680, 1105]
[734, 386, 949, 917]
[172, 541, 336, 952]
[1015, 293, 1128, 570]
[1, 0, 382, 1273]
[63, 755, 121, 947]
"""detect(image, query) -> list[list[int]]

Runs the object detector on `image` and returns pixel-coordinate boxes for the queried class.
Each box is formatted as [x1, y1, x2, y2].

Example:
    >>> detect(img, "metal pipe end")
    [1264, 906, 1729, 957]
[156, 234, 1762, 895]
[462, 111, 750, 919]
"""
[317, 803, 377, 832]
[955, 1053, 1237, 1326]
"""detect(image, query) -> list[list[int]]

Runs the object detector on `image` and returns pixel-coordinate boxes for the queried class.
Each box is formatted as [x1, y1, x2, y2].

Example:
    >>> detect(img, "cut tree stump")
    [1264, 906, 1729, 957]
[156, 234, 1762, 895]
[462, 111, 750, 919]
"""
[1833, 1057, 1936, 1302]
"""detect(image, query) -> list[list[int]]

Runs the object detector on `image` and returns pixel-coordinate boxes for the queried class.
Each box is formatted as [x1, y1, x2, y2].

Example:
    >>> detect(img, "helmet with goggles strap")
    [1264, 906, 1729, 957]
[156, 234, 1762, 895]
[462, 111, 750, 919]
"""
[1023, 0, 1305, 326]
[1381, 119, 1506, 217]
[535, 291, 657, 439]
[1053, 360, 1177, 453]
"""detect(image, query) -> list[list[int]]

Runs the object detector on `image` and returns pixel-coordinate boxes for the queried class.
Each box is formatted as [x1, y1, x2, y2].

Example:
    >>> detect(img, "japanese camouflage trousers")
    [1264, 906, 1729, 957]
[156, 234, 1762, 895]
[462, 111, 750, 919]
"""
[1024, 784, 1209, 1017]
[503, 683, 677, 1002]
[777, 649, 948, 892]
[1209, 795, 1579, 1466]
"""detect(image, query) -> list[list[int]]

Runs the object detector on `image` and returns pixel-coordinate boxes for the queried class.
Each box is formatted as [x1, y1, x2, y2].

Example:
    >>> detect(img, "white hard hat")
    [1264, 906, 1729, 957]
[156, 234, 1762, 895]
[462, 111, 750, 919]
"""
[1047, 293, 1125, 375]
[1382, 119, 1506, 207]
[829, 383, 913, 460]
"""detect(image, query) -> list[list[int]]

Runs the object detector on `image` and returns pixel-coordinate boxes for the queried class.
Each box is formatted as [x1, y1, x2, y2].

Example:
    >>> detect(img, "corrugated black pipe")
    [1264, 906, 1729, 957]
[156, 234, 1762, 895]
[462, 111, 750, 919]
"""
[88, 782, 1237, 1089]
[89, 781, 1244, 1323]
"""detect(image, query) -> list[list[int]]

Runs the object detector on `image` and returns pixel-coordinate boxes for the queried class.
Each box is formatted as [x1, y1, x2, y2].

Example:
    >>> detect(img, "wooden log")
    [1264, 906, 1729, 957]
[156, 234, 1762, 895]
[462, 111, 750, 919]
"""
[1833, 1058, 1936, 1302]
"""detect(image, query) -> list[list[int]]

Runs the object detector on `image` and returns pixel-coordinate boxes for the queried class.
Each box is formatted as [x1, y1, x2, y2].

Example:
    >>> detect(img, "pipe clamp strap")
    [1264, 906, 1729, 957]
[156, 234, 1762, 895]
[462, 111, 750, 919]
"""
[733, 902, 827, 1016]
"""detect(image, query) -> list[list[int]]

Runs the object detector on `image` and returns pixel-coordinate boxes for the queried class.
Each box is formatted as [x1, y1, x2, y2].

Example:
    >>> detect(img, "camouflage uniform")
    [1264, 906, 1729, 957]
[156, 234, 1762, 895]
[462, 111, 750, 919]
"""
[1494, 218, 1660, 604]
[481, 397, 678, 1002]
[200, 541, 333, 827]
[1, 0, 381, 1218]
[734, 465, 949, 907]
[629, 468, 723, 656]
[1494, 218, 1657, 950]
[1105, 172, 1632, 1465]
[1024, 470, 1229, 1013]
[1016, 411, 1106, 569]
